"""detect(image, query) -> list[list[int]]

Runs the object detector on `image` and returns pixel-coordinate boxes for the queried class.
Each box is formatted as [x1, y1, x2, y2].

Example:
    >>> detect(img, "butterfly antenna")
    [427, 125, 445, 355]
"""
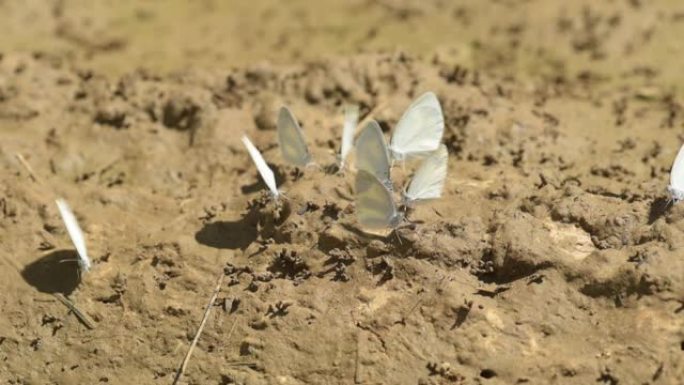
[400, 204, 415, 222]
[399, 191, 411, 212]
[58, 257, 84, 278]
[665, 195, 674, 210]
[391, 229, 403, 246]
[336, 159, 347, 175]
[58, 257, 78, 265]
[305, 161, 322, 172]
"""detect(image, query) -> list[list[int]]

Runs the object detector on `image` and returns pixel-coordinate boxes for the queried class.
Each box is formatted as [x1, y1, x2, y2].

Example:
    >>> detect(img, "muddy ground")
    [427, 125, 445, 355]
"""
[1, 0, 683, 384]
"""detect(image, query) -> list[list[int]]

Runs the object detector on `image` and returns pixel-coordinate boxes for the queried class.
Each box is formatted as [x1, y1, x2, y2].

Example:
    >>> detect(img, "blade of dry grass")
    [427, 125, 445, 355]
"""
[53, 293, 96, 329]
[172, 271, 224, 385]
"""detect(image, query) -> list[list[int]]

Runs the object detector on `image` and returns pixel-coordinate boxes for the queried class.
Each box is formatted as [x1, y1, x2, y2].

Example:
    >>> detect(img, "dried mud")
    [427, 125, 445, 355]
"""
[1, 1, 684, 385]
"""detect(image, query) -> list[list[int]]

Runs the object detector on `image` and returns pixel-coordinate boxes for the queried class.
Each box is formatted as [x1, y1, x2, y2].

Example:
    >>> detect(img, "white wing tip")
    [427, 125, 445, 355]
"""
[344, 104, 360, 116]
[55, 198, 92, 272]
[415, 91, 439, 103]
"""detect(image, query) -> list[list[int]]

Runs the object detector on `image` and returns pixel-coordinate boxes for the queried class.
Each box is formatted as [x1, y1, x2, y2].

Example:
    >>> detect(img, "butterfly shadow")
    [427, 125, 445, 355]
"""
[648, 196, 671, 224]
[21, 250, 82, 295]
[240, 163, 286, 195]
[195, 217, 258, 250]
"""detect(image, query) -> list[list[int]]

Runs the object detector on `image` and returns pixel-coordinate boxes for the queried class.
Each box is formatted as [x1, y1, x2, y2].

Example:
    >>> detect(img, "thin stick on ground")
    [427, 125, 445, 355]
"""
[53, 293, 96, 329]
[354, 332, 362, 384]
[226, 318, 238, 342]
[14, 153, 40, 184]
[172, 271, 224, 385]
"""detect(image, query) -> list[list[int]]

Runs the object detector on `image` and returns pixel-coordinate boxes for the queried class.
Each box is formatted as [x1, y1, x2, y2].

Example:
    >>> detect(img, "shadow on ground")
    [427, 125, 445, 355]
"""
[22, 250, 81, 295]
[648, 196, 670, 224]
[195, 218, 258, 250]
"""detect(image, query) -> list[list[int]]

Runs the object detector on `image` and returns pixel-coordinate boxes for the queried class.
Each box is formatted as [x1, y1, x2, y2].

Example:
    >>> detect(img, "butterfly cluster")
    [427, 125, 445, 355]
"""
[54, 93, 684, 274]
[242, 92, 448, 232]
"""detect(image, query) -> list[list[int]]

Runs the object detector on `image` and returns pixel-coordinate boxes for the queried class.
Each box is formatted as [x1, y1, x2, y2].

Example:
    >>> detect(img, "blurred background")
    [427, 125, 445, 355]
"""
[2, 0, 684, 95]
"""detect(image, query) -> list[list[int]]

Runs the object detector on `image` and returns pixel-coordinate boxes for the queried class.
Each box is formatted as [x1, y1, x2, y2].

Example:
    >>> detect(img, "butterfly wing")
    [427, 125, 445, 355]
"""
[404, 145, 448, 203]
[355, 120, 391, 188]
[390, 92, 444, 160]
[355, 170, 401, 229]
[670, 144, 684, 191]
[339, 104, 360, 168]
[241, 135, 279, 197]
[55, 199, 91, 272]
[277, 106, 311, 167]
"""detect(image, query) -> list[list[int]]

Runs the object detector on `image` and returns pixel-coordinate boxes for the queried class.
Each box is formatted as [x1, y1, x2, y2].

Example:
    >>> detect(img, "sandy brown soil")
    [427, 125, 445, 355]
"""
[1, 1, 684, 384]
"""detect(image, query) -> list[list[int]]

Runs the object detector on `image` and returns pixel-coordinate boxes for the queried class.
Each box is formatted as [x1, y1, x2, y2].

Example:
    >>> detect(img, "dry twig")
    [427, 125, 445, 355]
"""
[172, 272, 224, 385]
[14, 153, 41, 184]
[53, 293, 96, 329]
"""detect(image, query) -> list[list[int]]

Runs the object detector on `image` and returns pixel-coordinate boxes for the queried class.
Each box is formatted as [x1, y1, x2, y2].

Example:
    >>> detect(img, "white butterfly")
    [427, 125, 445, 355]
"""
[339, 104, 360, 169]
[389, 92, 445, 161]
[403, 145, 448, 205]
[355, 120, 392, 189]
[355, 170, 403, 230]
[55, 199, 91, 272]
[668, 143, 684, 202]
[242, 135, 279, 198]
[277, 106, 312, 167]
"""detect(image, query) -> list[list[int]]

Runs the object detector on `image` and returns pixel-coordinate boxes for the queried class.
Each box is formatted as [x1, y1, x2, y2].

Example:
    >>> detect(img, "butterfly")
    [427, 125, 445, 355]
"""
[338, 104, 360, 170]
[242, 135, 279, 198]
[277, 106, 312, 167]
[355, 120, 392, 190]
[55, 199, 92, 272]
[403, 145, 448, 205]
[389, 92, 445, 161]
[355, 170, 403, 230]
